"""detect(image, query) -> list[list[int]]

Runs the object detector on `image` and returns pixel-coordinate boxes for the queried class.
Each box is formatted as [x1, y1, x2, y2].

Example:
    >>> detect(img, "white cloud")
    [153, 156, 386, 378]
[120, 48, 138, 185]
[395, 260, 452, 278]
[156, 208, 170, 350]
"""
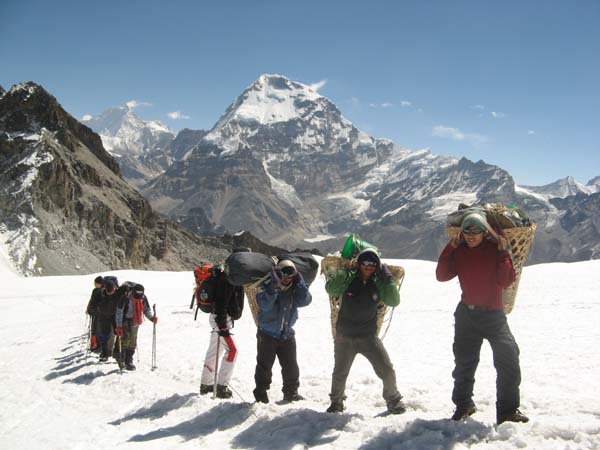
[527, 130, 535, 135]
[309, 79, 327, 91]
[470, 104, 486, 110]
[400, 101, 412, 107]
[433, 126, 465, 141]
[369, 102, 394, 108]
[167, 111, 190, 120]
[126, 100, 152, 109]
[432, 125, 488, 145]
[491, 111, 506, 119]
[81, 114, 92, 121]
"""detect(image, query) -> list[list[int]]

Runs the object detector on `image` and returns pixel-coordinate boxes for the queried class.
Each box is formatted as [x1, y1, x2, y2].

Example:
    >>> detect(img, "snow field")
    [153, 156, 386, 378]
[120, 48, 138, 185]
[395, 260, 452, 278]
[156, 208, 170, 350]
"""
[0, 259, 599, 449]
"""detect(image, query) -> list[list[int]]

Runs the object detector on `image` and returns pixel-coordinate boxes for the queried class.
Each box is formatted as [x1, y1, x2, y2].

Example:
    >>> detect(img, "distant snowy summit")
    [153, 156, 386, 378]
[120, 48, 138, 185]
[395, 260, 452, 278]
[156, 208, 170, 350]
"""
[82, 103, 174, 187]
[214, 74, 323, 126]
[518, 176, 599, 201]
[82, 102, 172, 155]
[202, 73, 374, 156]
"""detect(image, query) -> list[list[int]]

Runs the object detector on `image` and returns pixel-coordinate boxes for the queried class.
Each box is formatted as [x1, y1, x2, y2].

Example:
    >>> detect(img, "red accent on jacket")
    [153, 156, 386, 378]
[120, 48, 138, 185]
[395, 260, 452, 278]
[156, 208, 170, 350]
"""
[436, 240, 516, 310]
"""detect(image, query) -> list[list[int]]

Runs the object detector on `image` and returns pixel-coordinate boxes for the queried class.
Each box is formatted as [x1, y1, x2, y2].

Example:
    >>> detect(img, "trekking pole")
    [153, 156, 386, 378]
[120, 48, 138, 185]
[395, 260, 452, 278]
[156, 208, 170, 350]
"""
[151, 304, 157, 370]
[83, 314, 90, 358]
[213, 331, 221, 400]
[118, 336, 123, 373]
[227, 383, 260, 419]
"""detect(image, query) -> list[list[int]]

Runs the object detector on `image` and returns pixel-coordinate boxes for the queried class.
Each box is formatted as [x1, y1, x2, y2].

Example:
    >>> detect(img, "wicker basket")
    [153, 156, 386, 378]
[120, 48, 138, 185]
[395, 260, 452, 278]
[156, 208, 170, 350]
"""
[243, 275, 269, 327]
[321, 256, 405, 338]
[446, 223, 536, 314]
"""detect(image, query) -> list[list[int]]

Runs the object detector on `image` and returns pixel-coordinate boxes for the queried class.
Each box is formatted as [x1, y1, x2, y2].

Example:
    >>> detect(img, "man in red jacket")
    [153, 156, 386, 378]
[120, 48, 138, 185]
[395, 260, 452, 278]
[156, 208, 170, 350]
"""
[436, 212, 529, 425]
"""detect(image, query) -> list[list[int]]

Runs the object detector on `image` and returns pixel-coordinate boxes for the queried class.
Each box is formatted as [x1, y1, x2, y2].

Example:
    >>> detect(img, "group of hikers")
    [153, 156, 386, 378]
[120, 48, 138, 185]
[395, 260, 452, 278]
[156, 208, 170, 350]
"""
[85, 211, 529, 425]
[86, 278, 157, 371]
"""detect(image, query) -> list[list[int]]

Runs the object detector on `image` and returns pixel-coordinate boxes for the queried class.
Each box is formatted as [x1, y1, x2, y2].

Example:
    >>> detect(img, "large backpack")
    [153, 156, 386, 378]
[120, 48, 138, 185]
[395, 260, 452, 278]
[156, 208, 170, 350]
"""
[103, 275, 119, 288]
[194, 265, 222, 314]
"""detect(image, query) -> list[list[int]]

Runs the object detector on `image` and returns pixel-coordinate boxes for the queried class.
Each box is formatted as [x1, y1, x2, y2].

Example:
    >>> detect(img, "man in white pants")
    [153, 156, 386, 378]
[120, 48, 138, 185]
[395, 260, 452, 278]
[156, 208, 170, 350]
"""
[200, 249, 248, 398]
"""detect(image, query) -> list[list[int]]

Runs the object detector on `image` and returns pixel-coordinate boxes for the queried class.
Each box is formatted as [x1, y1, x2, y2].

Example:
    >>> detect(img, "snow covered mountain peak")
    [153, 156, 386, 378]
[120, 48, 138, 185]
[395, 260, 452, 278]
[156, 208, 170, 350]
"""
[211, 73, 325, 130]
[82, 103, 170, 143]
[520, 176, 594, 200]
[202, 74, 368, 155]
[82, 102, 172, 156]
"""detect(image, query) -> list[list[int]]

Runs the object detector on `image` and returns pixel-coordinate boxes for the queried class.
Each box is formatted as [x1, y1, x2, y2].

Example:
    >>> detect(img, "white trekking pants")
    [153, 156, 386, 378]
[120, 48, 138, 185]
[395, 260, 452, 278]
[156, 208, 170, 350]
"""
[200, 314, 238, 386]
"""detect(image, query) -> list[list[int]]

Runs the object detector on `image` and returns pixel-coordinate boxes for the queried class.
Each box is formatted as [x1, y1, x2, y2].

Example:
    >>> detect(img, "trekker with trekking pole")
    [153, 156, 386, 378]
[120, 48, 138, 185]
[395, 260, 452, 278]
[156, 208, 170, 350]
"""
[199, 248, 248, 399]
[85, 276, 104, 354]
[88, 277, 119, 363]
[115, 284, 157, 371]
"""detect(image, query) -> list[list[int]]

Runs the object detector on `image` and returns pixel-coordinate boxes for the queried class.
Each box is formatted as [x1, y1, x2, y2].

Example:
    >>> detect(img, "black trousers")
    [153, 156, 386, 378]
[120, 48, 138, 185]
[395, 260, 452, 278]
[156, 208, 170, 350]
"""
[452, 302, 522, 420]
[254, 330, 300, 396]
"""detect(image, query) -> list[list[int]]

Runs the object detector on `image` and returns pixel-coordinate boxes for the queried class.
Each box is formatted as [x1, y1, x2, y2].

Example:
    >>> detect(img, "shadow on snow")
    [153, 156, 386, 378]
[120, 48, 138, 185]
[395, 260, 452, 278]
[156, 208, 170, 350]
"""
[62, 369, 121, 385]
[110, 393, 197, 425]
[231, 408, 356, 450]
[128, 401, 255, 442]
[357, 418, 494, 450]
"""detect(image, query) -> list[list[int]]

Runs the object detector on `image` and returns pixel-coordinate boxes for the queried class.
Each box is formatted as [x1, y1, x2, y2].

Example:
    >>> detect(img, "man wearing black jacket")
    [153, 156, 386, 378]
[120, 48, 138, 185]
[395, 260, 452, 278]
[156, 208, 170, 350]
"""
[87, 279, 119, 362]
[199, 249, 247, 398]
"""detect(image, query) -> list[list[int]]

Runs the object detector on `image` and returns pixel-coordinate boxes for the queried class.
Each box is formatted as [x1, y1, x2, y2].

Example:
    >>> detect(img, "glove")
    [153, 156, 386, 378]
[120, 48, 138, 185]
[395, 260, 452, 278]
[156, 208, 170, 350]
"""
[292, 271, 304, 285]
[270, 266, 283, 290]
[218, 328, 231, 338]
[378, 263, 393, 284]
[152, 316, 158, 324]
[114, 327, 123, 337]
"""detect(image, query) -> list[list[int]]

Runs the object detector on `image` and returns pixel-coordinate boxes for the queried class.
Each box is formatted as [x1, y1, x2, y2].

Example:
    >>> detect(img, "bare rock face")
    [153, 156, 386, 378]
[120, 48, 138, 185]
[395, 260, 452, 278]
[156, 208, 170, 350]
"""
[0, 82, 228, 275]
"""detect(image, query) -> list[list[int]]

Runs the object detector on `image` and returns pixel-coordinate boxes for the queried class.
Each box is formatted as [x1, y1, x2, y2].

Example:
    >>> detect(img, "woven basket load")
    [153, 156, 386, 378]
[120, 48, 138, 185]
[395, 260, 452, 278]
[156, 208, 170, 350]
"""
[447, 218, 536, 314]
[243, 276, 268, 327]
[321, 256, 405, 338]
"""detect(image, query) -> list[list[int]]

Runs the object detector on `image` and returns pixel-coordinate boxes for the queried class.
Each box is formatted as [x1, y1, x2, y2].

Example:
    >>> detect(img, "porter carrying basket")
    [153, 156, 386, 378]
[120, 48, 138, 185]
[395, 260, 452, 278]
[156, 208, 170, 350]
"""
[321, 256, 405, 338]
[446, 204, 536, 314]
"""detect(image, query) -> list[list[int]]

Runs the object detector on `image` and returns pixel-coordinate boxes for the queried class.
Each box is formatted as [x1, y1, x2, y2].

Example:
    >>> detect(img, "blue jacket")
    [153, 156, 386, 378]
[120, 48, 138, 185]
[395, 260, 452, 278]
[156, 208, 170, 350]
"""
[256, 276, 312, 340]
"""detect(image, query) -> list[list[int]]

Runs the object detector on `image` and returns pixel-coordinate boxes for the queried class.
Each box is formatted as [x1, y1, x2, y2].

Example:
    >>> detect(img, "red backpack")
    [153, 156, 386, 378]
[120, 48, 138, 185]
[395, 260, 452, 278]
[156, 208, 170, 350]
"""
[193, 265, 221, 314]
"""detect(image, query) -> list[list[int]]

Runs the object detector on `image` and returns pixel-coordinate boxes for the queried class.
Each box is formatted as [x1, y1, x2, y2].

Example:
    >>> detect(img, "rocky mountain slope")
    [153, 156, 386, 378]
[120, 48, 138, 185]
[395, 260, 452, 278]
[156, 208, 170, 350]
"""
[0, 82, 229, 275]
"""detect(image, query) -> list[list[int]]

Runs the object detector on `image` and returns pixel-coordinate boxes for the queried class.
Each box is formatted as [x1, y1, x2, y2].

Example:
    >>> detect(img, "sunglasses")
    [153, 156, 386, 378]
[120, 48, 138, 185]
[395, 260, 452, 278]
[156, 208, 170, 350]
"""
[462, 228, 484, 235]
[360, 261, 377, 268]
[279, 267, 297, 279]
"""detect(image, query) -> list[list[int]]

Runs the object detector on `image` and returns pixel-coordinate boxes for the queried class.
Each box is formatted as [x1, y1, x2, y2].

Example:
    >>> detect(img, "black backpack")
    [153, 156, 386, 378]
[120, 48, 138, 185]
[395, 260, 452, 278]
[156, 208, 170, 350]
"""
[103, 275, 119, 288]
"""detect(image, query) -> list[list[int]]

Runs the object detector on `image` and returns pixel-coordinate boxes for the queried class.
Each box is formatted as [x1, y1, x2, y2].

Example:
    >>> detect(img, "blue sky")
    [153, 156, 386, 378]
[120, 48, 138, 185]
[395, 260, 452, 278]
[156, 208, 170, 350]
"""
[2, 0, 599, 185]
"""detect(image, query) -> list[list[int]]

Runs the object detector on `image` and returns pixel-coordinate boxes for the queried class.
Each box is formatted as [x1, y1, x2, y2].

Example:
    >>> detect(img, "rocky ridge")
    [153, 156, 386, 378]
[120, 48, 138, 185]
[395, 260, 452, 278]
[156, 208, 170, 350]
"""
[0, 82, 229, 275]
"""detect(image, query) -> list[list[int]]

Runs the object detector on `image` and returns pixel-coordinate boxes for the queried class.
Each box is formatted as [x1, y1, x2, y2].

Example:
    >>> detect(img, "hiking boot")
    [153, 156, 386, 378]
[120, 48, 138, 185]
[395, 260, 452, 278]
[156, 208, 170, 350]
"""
[99, 355, 108, 362]
[326, 401, 345, 413]
[387, 397, 407, 415]
[497, 409, 529, 425]
[216, 385, 233, 399]
[283, 393, 304, 402]
[253, 388, 269, 404]
[200, 384, 214, 395]
[451, 404, 477, 421]
[124, 350, 135, 371]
